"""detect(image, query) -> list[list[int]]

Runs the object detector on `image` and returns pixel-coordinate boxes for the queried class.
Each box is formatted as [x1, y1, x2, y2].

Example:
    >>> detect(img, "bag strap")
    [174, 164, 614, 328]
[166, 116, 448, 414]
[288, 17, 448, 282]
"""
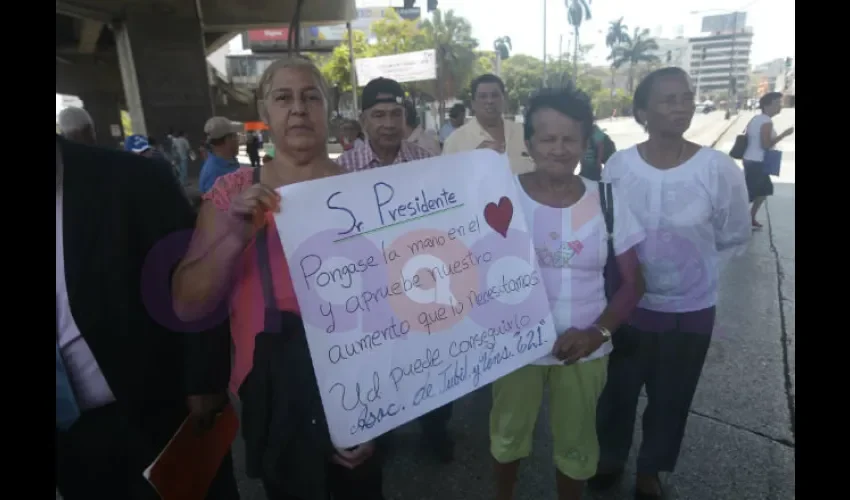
[252, 167, 277, 309]
[742, 116, 756, 135]
[598, 181, 616, 299]
[595, 137, 605, 170]
[598, 182, 614, 245]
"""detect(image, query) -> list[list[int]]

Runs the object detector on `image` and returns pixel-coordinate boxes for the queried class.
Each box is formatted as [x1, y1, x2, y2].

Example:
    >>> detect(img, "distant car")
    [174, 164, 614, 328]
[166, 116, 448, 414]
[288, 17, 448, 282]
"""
[702, 103, 716, 114]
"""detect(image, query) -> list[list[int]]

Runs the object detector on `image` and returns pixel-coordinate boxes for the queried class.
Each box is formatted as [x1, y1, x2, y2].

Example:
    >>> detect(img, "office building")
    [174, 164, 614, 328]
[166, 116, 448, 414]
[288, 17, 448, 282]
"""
[688, 12, 753, 99]
[751, 58, 785, 96]
[651, 38, 691, 73]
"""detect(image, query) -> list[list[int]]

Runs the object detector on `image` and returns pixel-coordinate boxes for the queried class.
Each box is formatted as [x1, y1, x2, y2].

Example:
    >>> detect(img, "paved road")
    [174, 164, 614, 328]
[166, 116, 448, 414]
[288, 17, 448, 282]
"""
[230, 110, 796, 500]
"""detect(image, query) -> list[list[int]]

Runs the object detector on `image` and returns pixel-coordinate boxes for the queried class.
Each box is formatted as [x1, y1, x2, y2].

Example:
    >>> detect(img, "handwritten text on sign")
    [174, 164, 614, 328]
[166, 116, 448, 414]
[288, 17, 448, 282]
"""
[274, 150, 557, 448]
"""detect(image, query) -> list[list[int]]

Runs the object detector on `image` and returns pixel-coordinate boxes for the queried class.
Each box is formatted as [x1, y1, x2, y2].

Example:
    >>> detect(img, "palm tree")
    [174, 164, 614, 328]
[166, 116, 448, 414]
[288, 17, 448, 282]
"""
[493, 36, 512, 77]
[605, 17, 629, 107]
[566, 0, 592, 81]
[421, 10, 479, 126]
[609, 27, 660, 93]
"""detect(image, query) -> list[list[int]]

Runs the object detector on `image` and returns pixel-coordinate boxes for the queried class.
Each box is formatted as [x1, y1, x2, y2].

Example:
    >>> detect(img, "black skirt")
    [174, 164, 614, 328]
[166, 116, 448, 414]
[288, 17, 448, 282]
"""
[742, 160, 774, 201]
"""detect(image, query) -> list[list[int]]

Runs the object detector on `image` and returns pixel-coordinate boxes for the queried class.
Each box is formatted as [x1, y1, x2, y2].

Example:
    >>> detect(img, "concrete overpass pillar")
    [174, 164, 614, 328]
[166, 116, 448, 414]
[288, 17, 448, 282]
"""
[78, 90, 124, 149]
[113, 8, 214, 148]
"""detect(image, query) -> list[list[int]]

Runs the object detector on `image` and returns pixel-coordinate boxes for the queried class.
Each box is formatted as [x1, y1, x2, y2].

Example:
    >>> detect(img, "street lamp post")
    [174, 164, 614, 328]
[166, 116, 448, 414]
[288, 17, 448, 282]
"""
[347, 22, 358, 112]
[728, 12, 738, 114]
[542, 0, 548, 84]
[695, 47, 706, 102]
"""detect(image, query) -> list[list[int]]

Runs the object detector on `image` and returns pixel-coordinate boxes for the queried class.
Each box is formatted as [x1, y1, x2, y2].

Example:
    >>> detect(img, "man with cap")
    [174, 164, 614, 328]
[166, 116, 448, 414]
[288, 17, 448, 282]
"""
[199, 117, 242, 194]
[335, 77, 432, 172]
[335, 77, 456, 464]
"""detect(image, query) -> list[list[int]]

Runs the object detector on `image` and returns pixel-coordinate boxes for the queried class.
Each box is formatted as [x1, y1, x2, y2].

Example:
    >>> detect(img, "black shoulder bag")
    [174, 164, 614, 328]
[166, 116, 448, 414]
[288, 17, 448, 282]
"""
[728, 118, 754, 159]
[598, 182, 619, 299]
[239, 167, 335, 497]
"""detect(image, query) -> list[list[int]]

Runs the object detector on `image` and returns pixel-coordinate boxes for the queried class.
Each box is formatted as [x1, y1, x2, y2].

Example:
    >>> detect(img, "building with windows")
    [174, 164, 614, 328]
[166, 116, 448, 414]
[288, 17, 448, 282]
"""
[651, 38, 691, 73]
[688, 12, 753, 100]
[751, 58, 785, 97]
[688, 29, 753, 98]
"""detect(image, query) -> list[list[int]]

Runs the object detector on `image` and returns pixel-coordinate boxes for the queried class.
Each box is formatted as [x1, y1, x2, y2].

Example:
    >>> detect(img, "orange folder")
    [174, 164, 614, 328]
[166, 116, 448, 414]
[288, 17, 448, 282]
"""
[143, 402, 239, 500]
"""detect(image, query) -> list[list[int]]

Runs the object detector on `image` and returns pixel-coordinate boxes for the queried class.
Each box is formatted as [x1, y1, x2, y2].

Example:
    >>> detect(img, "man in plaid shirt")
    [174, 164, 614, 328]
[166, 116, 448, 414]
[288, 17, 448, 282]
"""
[336, 78, 434, 172]
[335, 77, 455, 464]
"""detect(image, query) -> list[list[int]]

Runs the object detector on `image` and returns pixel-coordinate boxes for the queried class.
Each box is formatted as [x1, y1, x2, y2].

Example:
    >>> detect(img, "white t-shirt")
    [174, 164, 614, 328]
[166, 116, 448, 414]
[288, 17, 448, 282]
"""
[603, 146, 752, 313]
[516, 175, 646, 365]
[743, 114, 776, 162]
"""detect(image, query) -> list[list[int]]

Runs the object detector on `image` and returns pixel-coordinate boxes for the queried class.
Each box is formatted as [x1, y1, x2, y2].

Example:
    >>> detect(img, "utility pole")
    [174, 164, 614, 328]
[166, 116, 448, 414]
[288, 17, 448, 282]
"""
[728, 12, 738, 114]
[695, 46, 706, 102]
[347, 22, 358, 112]
[542, 0, 547, 85]
[558, 34, 563, 85]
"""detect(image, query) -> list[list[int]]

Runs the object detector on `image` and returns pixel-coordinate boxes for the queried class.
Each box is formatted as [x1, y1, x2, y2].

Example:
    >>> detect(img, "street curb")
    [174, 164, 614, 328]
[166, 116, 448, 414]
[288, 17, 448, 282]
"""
[709, 113, 745, 148]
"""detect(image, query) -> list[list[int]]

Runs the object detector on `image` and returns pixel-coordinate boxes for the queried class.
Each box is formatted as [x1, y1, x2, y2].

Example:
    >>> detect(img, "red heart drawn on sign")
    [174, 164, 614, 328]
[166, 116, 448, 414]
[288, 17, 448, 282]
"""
[483, 197, 514, 238]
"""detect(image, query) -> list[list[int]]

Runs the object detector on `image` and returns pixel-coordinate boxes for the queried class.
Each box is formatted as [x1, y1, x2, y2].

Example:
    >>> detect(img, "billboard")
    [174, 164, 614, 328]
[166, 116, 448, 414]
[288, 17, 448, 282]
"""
[701, 12, 747, 34]
[355, 49, 436, 86]
[247, 28, 290, 42]
[245, 6, 421, 51]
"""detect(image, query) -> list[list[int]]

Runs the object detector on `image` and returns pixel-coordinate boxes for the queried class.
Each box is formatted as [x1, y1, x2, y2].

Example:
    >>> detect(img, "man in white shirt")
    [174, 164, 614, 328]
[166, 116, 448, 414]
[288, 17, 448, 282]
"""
[442, 74, 534, 174]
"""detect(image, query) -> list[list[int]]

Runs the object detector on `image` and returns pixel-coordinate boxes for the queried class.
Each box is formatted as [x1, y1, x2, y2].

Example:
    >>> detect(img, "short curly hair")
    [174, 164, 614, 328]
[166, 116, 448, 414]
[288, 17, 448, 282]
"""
[523, 84, 594, 143]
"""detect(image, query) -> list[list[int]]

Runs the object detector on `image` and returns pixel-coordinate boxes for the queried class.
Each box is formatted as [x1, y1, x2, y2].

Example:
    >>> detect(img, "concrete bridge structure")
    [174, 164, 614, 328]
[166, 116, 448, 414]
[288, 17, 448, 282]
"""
[56, 0, 355, 148]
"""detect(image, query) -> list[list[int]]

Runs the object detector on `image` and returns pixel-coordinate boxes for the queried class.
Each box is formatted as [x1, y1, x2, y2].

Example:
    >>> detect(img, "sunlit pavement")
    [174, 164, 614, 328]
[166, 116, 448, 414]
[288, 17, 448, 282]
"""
[225, 110, 795, 500]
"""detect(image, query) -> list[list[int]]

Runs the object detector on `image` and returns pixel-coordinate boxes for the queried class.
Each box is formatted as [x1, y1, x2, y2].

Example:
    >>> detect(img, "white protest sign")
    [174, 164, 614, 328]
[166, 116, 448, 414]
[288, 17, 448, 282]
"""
[274, 149, 557, 448]
[354, 49, 436, 86]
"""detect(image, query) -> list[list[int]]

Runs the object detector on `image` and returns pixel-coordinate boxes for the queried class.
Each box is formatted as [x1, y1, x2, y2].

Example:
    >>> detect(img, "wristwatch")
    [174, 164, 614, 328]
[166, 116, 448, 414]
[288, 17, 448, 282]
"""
[591, 324, 612, 341]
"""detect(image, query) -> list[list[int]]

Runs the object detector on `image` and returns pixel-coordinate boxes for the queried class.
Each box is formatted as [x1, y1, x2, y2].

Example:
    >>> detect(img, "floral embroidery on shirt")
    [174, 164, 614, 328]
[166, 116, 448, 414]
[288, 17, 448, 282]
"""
[536, 239, 584, 268]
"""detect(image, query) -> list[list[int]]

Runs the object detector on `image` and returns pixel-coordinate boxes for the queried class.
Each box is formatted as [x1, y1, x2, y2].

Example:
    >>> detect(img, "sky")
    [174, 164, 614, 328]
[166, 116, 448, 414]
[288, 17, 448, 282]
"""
[58, 0, 794, 114]
[352, 0, 795, 66]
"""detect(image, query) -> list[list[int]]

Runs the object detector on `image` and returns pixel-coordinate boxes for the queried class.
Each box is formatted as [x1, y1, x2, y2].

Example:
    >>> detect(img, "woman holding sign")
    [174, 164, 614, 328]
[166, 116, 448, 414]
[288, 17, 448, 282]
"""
[171, 57, 384, 500]
[489, 85, 646, 500]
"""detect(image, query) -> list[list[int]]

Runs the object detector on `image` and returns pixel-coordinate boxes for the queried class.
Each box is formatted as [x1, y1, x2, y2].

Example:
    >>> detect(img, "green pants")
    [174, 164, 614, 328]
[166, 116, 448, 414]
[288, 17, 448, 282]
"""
[489, 357, 608, 480]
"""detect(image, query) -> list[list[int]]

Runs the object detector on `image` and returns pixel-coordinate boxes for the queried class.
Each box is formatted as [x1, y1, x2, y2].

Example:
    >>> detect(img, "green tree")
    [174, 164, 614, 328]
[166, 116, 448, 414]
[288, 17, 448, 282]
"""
[501, 54, 544, 115]
[605, 17, 629, 102]
[566, 0, 592, 81]
[609, 27, 660, 92]
[456, 50, 498, 104]
[370, 9, 433, 101]
[371, 9, 428, 56]
[593, 87, 632, 118]
[546, 44, 593, 87]
[319, 29, 374, 98]
[475, 50, 497, 75]
[421, 9, 479, 125]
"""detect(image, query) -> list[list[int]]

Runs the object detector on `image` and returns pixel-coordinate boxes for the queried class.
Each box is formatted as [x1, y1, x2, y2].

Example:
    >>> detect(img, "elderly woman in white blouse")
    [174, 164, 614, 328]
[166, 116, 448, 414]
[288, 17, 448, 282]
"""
[588, 67, 751, 500]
